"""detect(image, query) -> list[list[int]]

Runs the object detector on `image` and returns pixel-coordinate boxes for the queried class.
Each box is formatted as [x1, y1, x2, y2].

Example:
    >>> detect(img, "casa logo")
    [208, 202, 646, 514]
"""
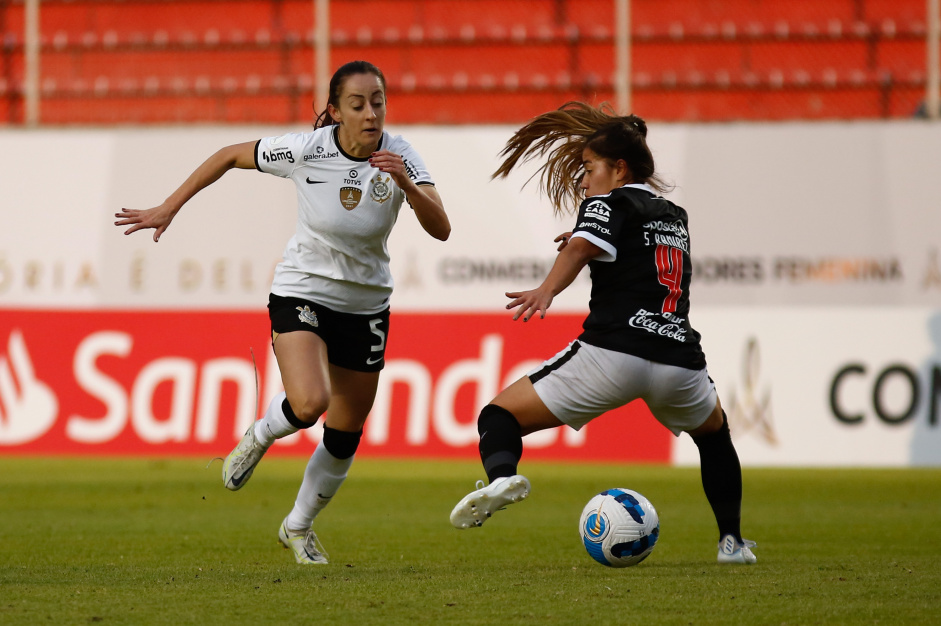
[341, 187, 363, 210]
[584, 200, 611, 222]
[262, 149, 294, 164]
[370, 174, 394, 203]
[304, 146, 338, 162]
[296, 305, 318, 327]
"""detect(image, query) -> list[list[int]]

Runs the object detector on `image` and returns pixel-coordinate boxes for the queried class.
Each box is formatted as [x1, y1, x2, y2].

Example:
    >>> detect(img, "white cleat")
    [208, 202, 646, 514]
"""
[717, 534, 757, 564]
[278, 518, 329, 565]
[450, 475, 531, 529]
[222, 423, 268, 491]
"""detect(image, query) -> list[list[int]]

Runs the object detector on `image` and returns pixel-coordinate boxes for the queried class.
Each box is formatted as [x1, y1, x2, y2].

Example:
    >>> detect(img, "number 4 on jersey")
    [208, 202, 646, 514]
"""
[655, 245, 683, 313]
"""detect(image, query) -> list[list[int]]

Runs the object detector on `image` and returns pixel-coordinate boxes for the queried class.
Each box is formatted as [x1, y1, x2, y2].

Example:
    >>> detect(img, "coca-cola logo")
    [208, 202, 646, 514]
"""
[628, 309, 688, 343]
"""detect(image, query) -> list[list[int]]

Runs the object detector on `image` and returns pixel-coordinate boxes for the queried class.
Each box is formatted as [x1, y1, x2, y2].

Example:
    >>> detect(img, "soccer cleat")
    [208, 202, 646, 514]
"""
[222, 423, 269, 491]
[450, 475, 531, 529]
[278, 518, 329, 565]
[717, 534, 757, 564]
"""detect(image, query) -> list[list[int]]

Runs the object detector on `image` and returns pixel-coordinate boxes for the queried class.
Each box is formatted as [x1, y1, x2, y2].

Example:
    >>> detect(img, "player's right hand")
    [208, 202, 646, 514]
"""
[114, 203, 176, 242]
[505, 287, 554, 322]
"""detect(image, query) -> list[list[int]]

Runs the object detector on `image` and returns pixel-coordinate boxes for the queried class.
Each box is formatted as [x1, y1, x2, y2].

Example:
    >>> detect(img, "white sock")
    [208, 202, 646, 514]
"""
[285, 444, 354, 530]
[254, 391, 299, 448]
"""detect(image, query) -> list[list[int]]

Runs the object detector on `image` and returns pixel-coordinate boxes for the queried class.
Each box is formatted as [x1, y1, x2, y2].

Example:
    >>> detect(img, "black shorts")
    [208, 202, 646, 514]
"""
[268, 293, 390, 372]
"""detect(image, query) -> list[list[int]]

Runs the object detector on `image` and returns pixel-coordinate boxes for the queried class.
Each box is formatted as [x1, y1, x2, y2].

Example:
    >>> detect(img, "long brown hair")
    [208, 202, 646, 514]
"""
[492, 102, 670, 216]
[313, 60, 387, 128]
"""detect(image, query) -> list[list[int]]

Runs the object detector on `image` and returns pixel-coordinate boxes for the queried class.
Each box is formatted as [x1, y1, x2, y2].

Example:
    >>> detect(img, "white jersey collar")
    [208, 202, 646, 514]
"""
[622, 182, 658, 195]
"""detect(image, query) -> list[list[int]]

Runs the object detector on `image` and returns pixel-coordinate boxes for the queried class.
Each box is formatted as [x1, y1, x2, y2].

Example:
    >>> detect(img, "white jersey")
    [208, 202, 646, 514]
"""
[255, 126, 434, 314]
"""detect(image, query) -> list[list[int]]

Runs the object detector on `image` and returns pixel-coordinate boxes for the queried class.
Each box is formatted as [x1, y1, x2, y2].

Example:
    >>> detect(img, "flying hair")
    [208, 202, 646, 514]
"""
[492, 101, 669, 216]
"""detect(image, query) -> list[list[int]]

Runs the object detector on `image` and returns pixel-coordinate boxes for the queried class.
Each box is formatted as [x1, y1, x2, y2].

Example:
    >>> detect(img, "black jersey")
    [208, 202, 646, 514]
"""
[570, 184, 707, 370]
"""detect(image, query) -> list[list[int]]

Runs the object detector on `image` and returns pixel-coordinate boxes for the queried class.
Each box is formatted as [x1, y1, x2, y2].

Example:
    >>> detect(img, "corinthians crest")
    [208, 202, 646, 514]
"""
[296, 305, 319, 327]
[370, 173, 394, 203]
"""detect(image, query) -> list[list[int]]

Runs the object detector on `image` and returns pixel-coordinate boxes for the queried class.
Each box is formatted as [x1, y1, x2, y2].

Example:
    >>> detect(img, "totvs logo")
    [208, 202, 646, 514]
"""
[0, 311, 669, 461]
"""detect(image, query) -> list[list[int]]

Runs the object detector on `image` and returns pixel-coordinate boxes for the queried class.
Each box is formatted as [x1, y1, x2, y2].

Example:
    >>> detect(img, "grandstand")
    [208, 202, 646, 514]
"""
[0, 0, 936, 124]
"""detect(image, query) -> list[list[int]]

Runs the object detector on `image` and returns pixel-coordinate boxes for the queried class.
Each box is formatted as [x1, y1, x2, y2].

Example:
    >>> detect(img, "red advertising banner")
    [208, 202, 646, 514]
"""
[0, 310, 670, 462]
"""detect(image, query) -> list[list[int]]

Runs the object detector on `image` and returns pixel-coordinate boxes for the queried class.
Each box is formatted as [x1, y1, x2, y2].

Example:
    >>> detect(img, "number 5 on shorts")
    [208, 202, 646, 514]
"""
[367, 319, 386, 365]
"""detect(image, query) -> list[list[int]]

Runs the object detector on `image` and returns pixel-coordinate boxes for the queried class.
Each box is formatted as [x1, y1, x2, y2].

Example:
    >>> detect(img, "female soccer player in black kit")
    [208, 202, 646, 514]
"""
[450, 102, 756, 564]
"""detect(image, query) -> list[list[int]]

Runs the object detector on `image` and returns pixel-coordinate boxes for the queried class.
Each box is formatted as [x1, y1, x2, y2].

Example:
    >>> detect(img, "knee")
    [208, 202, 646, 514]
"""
[288, 391, 330, 424]
[478, 404, 521, 435]
[690, 408, 729, 443]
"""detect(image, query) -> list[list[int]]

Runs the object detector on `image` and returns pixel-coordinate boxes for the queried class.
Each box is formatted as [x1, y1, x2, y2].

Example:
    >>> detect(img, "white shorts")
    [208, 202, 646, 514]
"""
[528, 340, 717, 436]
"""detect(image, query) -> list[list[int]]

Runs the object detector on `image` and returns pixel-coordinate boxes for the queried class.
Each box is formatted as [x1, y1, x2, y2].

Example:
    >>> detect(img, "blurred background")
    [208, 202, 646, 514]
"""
[0, 1, 939, 466]
[2, 0, 938, 125]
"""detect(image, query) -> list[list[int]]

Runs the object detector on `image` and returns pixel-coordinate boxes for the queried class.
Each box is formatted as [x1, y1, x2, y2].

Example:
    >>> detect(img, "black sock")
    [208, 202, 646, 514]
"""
[322, 426, 362, 460]
[477, 404, 522, 482]
[691, 412, 743, 542]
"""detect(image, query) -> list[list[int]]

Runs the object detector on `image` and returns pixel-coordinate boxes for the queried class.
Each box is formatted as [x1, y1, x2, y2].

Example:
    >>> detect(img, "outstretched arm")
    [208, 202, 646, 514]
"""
[505, 236, 603, 321]
[114, 141, 257, 242]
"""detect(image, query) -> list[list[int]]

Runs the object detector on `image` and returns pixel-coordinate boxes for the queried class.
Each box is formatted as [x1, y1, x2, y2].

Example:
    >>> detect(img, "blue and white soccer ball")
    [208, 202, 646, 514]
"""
[579, 488, 660, 567]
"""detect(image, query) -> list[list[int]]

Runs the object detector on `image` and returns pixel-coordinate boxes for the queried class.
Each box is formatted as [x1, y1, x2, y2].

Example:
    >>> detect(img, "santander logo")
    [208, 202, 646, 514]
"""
[0, 313, 600, 456]
[0, 330, 59, 444]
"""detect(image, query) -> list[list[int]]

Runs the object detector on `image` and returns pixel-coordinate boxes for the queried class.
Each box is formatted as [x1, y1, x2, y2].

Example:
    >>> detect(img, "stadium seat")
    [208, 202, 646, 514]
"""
[380, 42, 572, 77]
[388, 90, 589, 124]
[331, 0, 424, 32]
[563, 0, 614, 32]
[0, 0, 930, 124]
[863, 0, 927, 23]
[630, 0, 857, 29]
[635, 82, 883, 121]
[747, 39, 869, 73]
[629, 40, 745, 75]
[877, 40, 927, 73]
[887, 83, 927, 117]
[325, 46, 407, 77]
[420, 0, 557, 32]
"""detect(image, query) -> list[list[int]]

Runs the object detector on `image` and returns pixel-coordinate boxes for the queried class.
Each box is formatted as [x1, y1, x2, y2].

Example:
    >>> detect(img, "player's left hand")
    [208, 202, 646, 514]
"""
[368, 150, 411, 187]
[554, 231, 573, 252]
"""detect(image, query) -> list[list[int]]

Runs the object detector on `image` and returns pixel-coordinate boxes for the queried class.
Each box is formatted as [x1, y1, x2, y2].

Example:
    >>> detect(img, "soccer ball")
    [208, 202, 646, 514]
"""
[578, 488, 660, 567]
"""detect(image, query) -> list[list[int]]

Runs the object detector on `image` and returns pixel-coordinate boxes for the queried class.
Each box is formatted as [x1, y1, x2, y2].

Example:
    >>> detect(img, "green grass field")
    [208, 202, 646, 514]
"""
[1, 457, 939, 625]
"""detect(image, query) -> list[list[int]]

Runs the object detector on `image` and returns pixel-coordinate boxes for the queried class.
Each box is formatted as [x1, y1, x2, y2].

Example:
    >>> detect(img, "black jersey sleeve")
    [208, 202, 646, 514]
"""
[571, 195, 630, 262]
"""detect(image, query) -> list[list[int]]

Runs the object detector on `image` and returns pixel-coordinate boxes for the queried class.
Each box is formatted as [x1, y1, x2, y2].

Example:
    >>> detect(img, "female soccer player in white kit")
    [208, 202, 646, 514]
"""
[449, 102, 755, 565]
[116, 61, 450, 564]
